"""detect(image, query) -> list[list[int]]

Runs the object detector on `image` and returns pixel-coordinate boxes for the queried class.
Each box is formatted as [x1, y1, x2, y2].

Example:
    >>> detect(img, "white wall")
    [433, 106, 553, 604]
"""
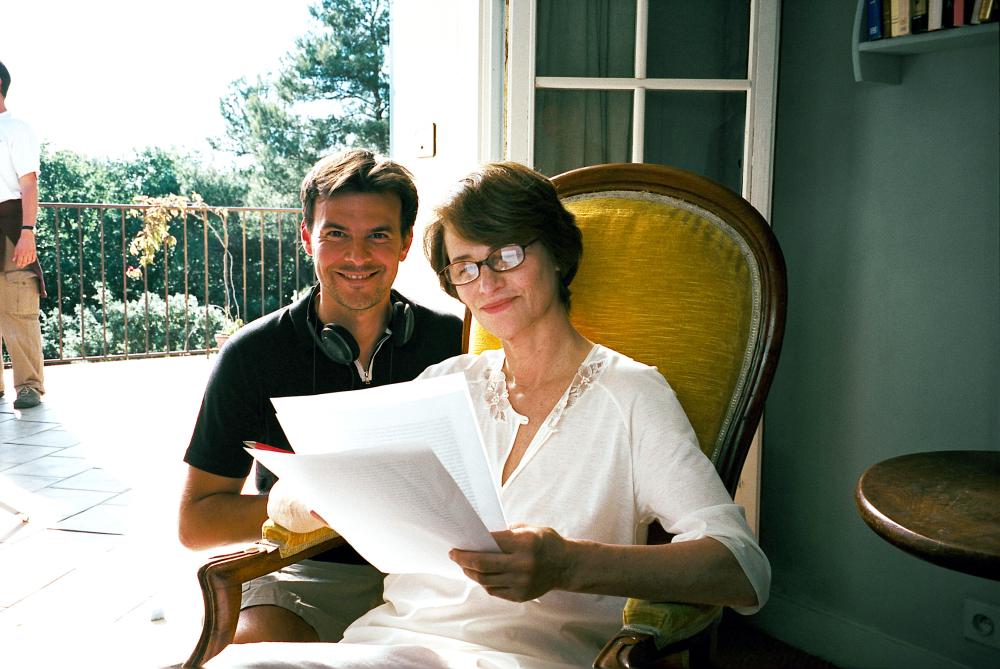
[389, 0, 498, 318]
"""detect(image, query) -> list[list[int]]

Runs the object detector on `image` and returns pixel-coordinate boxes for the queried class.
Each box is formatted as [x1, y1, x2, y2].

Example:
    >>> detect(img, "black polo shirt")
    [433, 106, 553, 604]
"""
[184, 287, 463, 489]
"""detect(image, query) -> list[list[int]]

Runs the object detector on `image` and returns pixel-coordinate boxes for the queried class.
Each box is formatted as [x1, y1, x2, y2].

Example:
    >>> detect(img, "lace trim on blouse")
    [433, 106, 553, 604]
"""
[483, 364, 511, 422]
[482, 349, 607, 428]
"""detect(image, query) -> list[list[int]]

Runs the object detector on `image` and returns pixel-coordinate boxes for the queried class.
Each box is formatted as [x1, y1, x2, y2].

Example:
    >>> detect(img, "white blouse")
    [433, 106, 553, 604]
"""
[339, 345, 770, 668]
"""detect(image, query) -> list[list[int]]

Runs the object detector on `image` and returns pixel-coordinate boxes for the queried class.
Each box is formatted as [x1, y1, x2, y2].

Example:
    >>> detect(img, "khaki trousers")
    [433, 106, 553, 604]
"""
[0, 237, 44, 395]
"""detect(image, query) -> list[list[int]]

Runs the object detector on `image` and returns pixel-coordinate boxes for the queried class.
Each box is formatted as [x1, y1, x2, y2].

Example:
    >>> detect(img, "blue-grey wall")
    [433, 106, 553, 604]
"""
[758, 2, 999, 668]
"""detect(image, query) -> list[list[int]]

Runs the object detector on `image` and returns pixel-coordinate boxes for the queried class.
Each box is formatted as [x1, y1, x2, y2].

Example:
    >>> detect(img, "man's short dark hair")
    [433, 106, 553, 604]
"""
[425, 161, 583, 307]
[0, 61, 10, 98]
[300, 149, 419, 237]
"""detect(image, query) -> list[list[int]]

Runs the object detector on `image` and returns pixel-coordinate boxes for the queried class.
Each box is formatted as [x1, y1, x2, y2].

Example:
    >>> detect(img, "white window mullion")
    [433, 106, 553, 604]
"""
[535, 77, 750, 92]
[632, 88, 645, 163]
[479, 0, 506, 163]
[743, 0, 781, 219]
[506, 0, 537, 164]
[634, 0, 649, 78]
[632, 0, 648, 163]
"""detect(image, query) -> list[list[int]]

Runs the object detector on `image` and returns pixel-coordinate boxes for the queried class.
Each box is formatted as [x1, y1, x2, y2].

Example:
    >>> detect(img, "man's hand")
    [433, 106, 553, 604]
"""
[449, 526, 570, 602]
[266, 478, 327, 533]
[12, 229, 36, 268]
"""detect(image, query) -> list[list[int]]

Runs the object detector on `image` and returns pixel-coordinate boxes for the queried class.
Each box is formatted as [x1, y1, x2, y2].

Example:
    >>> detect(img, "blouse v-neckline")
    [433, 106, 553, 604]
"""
[483, 344, 608, 488]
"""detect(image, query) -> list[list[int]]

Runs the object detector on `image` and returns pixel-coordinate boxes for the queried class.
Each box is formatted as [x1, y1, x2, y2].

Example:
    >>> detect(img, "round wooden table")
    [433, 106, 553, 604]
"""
[855, 450, 1000, 580]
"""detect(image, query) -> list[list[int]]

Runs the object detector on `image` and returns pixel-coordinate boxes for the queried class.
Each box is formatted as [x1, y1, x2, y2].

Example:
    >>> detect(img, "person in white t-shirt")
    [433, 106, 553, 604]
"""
[0, 60, 45, 410]
[209, 162, 769, 669]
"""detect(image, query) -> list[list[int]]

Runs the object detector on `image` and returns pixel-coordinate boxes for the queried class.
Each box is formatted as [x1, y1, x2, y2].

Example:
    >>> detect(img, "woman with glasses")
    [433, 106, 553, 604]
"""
[210, 162, 768, 668]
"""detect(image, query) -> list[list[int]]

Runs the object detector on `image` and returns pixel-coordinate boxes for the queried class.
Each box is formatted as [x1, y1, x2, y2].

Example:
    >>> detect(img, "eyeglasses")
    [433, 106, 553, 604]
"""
[439, 239, 538, 286]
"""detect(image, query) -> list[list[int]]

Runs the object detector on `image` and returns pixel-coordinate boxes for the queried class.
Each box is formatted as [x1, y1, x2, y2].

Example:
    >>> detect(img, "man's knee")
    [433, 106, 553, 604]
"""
[235, 604, 319, 643]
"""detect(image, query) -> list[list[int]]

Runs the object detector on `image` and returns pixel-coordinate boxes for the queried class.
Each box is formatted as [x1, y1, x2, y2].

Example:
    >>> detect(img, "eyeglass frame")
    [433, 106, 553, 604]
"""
[438, 238, 540, 286]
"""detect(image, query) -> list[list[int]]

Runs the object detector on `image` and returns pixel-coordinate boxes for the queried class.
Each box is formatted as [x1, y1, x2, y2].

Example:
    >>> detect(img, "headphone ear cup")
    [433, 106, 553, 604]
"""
[391, 302, 414, 347]
[320, 323, 361, 365]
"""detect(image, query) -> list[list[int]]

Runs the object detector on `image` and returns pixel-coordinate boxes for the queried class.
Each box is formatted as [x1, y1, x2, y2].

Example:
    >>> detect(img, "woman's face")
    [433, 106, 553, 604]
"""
[444, 229, 563, 342]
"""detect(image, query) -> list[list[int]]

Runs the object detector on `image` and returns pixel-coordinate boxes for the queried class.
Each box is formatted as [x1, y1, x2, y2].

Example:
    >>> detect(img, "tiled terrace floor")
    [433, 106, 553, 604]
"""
[0, 355, 223, 668]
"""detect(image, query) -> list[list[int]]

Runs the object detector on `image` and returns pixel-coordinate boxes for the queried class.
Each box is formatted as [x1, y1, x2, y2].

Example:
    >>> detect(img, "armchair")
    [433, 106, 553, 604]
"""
[184, 162, 786, 668]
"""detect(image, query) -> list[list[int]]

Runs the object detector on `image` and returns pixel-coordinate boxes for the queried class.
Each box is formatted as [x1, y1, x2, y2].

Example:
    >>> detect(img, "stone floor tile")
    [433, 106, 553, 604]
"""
[56, 502, 133, 534]
[0, 472, 62, 492]
[51, 467, 130, 493]
[2, 456, 92, 479]
[0, 444, 62, 465]
[0, 420, 59, 441]
[0, 529, 119, 607]
[14, 428, 82, 448]
[103, 489, 137, 506]
[7, 402, 65, 423]
[31, 486, 119, 520]
[47, 443, 91, 458]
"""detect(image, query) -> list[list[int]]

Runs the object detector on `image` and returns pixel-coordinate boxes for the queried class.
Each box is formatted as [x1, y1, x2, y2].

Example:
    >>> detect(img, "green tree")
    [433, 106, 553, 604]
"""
[39, 146, 249, 206]
[33, 147, 314, 362]
[214, 0, 389, 204]
[37, 147, 255, 321]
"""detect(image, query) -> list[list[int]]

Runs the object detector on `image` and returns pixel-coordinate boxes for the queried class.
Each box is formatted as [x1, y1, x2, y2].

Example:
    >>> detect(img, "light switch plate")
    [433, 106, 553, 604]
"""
[413, 122, 436, 158]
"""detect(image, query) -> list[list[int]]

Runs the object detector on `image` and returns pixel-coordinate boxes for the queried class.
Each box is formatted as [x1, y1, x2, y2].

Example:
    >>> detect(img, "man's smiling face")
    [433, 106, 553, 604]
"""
[302, 191, 412, 321]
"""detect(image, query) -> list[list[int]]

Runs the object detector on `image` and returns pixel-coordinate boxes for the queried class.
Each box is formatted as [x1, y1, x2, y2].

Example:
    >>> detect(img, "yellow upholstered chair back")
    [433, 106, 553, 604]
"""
[466, 163, 786, 493]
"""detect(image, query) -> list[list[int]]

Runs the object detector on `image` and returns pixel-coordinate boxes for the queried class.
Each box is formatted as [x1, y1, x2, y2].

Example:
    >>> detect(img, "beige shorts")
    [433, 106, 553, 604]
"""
[241, 559, 385, 641]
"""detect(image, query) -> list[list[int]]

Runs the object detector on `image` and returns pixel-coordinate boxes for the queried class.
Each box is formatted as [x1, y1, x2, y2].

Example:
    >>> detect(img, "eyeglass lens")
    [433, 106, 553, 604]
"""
[446, 244, 526, 285]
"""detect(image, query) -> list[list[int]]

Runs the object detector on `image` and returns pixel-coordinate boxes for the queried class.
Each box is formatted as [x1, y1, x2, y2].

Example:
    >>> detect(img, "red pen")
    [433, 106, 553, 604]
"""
[243, 441, 293, 453]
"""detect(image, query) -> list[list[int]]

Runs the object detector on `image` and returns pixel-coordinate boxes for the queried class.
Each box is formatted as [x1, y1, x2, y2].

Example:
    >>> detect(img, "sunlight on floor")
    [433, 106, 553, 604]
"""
[0, 355, 238, 668]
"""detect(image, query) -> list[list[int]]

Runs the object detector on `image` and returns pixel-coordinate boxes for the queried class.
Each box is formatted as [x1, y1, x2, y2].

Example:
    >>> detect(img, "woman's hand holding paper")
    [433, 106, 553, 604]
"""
[449, 525, 570, 602]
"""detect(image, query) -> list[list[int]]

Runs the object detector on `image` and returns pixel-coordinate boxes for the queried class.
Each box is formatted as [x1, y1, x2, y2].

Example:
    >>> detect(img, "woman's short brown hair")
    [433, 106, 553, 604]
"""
[300, 149, 418, 236]
[424, 162, 582, 307]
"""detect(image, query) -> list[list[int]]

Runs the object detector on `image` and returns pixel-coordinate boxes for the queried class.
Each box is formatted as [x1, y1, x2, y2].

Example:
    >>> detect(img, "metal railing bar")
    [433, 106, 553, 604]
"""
[100, 209, 108, 357]
[54, 207, 64, 361]
[121, 208, 129, 359]
[75, 208, 86, 359]
[36, 202, 306, 364]
[259, 211, 265, 320]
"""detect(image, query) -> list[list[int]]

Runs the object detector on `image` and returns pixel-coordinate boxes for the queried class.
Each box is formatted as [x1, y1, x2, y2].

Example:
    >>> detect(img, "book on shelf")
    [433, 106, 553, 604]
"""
[891, 0, 912, 36]
[970, 0, 984, 23]
[883, 0, 894, 35]
[868, 0, 885, 39]
[979, 0, 998, 21]
[912, 0, 930, 32]
[929, 0, 944, 29]
[954, 0, 967, 24]
[942, 0, 956, 28]
[965, 0, 1000, 25]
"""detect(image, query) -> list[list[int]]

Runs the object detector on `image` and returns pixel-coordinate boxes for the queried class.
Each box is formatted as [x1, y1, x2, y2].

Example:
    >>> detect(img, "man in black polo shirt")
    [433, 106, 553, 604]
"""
[179, 149, 462, 644]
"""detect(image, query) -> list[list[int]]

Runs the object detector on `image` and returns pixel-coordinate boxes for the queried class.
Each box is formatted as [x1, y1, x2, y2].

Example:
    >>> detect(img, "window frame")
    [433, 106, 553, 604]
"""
[503, 0, 780, 219]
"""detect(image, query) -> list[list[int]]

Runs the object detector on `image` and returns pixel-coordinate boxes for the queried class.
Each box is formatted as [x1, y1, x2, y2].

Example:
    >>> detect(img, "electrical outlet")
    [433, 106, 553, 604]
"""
[964, 599, 1000, 650]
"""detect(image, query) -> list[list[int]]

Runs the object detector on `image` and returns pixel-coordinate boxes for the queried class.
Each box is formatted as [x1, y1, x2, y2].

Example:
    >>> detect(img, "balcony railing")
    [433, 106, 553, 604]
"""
[28, 202, 307, 363]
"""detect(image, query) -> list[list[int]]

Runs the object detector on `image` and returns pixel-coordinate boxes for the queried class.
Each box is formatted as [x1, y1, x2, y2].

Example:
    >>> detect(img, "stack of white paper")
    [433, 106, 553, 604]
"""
[250, 373, 506, 577]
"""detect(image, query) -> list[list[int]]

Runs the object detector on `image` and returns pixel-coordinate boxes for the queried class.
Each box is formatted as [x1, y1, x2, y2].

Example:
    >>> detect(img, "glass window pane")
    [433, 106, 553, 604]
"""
[647, 0, 749, 79]
[533, 89, 633, 177]
[536, 0, 636, 78]
[643, 90, 746, 193]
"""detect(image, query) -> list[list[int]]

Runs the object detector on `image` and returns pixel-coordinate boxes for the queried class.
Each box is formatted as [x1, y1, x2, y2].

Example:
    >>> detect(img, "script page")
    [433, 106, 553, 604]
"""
[267, 373, 507, 574]
[248, 443, 497, 577]
[272, 373, 506, 531]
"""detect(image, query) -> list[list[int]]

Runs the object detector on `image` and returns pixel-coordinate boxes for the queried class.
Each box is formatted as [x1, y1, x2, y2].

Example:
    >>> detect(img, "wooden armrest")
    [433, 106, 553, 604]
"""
[261, 520, 341, 558]
[183, 530, 345, 668]
[592, 600, 722, 669]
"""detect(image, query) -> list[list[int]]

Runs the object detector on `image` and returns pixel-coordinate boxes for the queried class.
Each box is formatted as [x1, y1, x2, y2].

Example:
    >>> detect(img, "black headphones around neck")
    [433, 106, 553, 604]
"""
[310, 299, 414, 366]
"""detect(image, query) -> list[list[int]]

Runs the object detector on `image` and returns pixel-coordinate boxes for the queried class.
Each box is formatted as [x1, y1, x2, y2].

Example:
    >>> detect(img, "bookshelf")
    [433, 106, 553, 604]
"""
[853, 1, 999, 83]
